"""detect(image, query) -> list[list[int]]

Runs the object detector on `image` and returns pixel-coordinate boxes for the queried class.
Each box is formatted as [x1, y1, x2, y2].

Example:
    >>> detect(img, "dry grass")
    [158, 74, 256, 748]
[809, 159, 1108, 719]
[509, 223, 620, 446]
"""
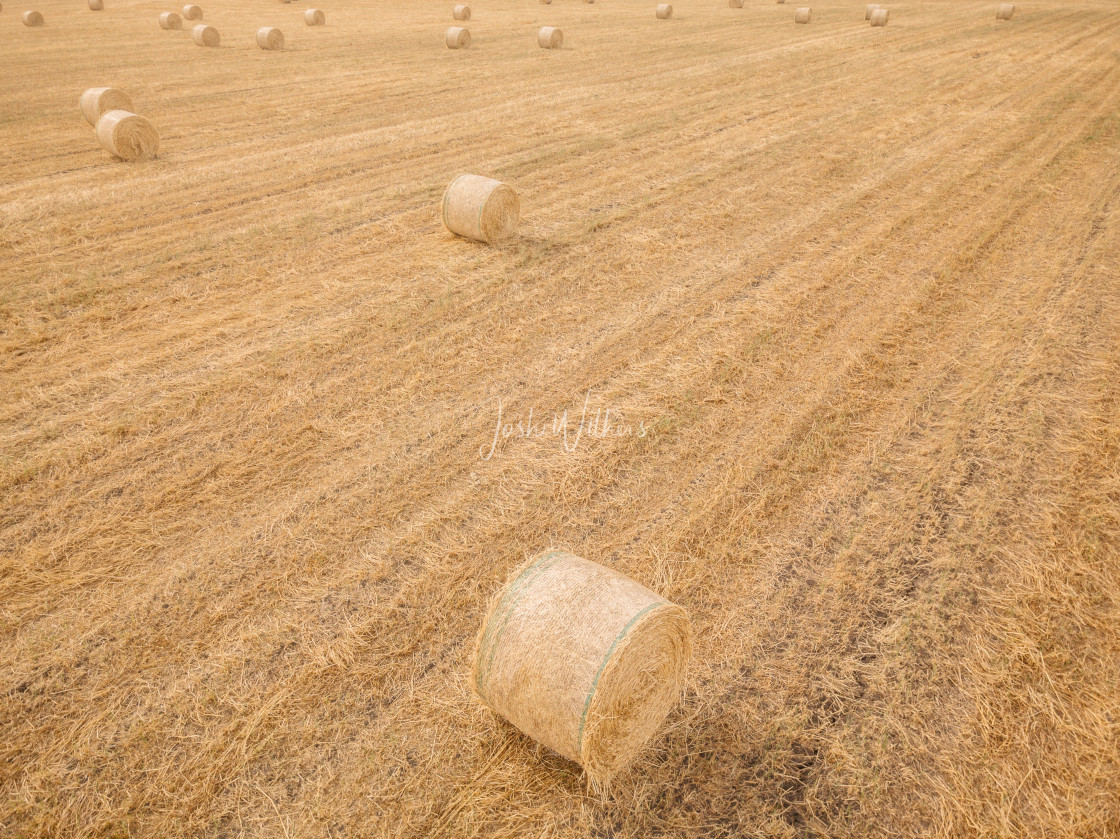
[2, 0, 1119, 836]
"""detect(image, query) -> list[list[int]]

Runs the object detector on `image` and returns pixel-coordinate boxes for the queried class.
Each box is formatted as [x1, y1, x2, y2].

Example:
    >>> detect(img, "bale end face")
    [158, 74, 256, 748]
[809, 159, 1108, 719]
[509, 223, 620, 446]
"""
[537, 26, 562, 49]
[304, 8, 324, 25]
[191, 23, 219, 46]
[472, 551, 692, 788]
[795, 6, 811, 23]
[95, 110, 159, 162]
[181, 4, 201, 20]
[22, 10, 44, 25]
[655, 4, 672, 19]
[442, 174, 518, 243]
[80, 87, 134, 127]
[870, 8, 888, 25]
[159, 11, 182, 29]
[453, 4, 470, 20]
[445, 25, 470, 48]
[256, 26, 284, 49]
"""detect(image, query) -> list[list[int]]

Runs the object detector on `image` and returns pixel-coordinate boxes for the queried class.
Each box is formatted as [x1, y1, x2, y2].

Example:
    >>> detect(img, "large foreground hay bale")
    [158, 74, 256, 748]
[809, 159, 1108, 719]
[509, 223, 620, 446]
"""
[22, 10, 44, 25]
[80, 88, 134, 126]
[442, 174, 517, 243]
[256, 26, 284, 49]
[453, 4, 470, 20]
[445, 25, 470, 48]
[95, 110, 159, 161]
[473, 551, 692, 787]
[996, 3, 1014, 19]
[191, 23, 219, 45]
[655, 4, 672, 19]
[88, 0, 103, 10]
[181, 4, 201, 20]
[304, 8, 324, 25]
[537, 25, 562, 48]
[795, 6, 811, 22]
[865, 3, 879, 19]
[159, 11, 182, 28]
[870, 8, 888, 25]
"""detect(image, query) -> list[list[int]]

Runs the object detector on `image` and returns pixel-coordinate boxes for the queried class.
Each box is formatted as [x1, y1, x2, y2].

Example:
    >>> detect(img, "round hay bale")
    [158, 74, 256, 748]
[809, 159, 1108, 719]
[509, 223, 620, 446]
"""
[181, 4, 201, 20]
[870, 7, 888, 25]
[304, 8, 324, 25]
[583, 0, 595, 4]
[88, 0, 103, 10]
[996, 3, 1014, 19]
[537, 25, 562, 49]
[473, 551, 692, 787]
[776, 0, 785, 5]
[95, 110, 159, 161]
[442, 174, 517, 243]
[539, 0, 551, 4]
[191, 23, 219, 45]
[453, 4, 470, 20]
[256, 26, 284, 49]
[795, 6, 811, 23]
[445, 25, 470, 48]
[80, 88, 134, 126]
[655, 4, 672, 19]
[729, 0, 743, 6]
[22, 10, 44, 25]
[865, 3, 879, 19]
[159, 11, 182, 28]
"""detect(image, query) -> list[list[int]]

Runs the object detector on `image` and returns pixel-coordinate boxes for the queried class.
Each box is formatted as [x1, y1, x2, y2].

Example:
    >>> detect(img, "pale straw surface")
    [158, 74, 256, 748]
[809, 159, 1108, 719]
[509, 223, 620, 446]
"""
[79, 87, 133, 127]
[442, 174, 517, 242]
[94, 109, 159, 161]
[473, 551, 691, 789]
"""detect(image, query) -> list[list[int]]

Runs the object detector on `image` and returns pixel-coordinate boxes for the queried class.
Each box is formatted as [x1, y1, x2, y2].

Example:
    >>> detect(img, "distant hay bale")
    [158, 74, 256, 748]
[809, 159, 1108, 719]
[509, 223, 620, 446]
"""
[583, 0, 594, 4]
[776, 0, 785, 5]
[996, 3, 1014, 19]
[870, 8, 888, 25]
[445, 25, 470, 48]
[304, 8, 324, 25]
[159, 11, 181, 28]
[191, 23, 219, 45]
[442, 174, 518, 243]
[655, 4, 672, 19]
[539, 0, 551, 4]
[256, 26, 284, 49]
[80, 88, 134, 126]
[472, 551, 692, 788]
[729, 0, 743, 7]
[88, 0, 103, 10]
[453, 4, 470, 20]
[22, 10, 44, 25]
[181, 4, 201, 20]
[95, 110, 159, 161]
[865, 3, 879, 19]
[537, 25, 562, 49]
[795, 6, 811, 23]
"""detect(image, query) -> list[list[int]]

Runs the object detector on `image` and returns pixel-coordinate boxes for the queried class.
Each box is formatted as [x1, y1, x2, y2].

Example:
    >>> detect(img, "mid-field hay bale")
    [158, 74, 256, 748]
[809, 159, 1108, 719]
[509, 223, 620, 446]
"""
[256, 26, 283, 49]
[655, 4, 672, 19]
[181, 4, 201, 20]
[191, 22, 219, 45]
[729, 0, 743, 7]
[445, 25, 470, 48]
[22, 10, 44, 25]
[95, 110, 159, 161]
[453, 4, 470, 20]
[442, 174, 518, 243]
[304, 8, 324, 25]
[795, 6, 811, 23]
[870, 8, 888, 25]
[865, 3, 878, 19]
[473, 551, 692, 787]
[80, 88, 134, 126]
[537, 25, 562, 48]
[996, 3, 1014, 19]
[88, 0, 103, 10]
[159, 11, 181, 28]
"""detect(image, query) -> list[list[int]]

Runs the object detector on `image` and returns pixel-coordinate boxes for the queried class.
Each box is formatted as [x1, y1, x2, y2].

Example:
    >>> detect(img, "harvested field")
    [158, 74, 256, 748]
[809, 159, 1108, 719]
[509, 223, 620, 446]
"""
[2, 0, 1119, 837]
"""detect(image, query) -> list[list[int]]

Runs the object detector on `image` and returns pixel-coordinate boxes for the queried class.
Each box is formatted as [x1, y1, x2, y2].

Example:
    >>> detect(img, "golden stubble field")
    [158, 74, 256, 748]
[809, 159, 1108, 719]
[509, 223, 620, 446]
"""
[2, 0, 1119, 836]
